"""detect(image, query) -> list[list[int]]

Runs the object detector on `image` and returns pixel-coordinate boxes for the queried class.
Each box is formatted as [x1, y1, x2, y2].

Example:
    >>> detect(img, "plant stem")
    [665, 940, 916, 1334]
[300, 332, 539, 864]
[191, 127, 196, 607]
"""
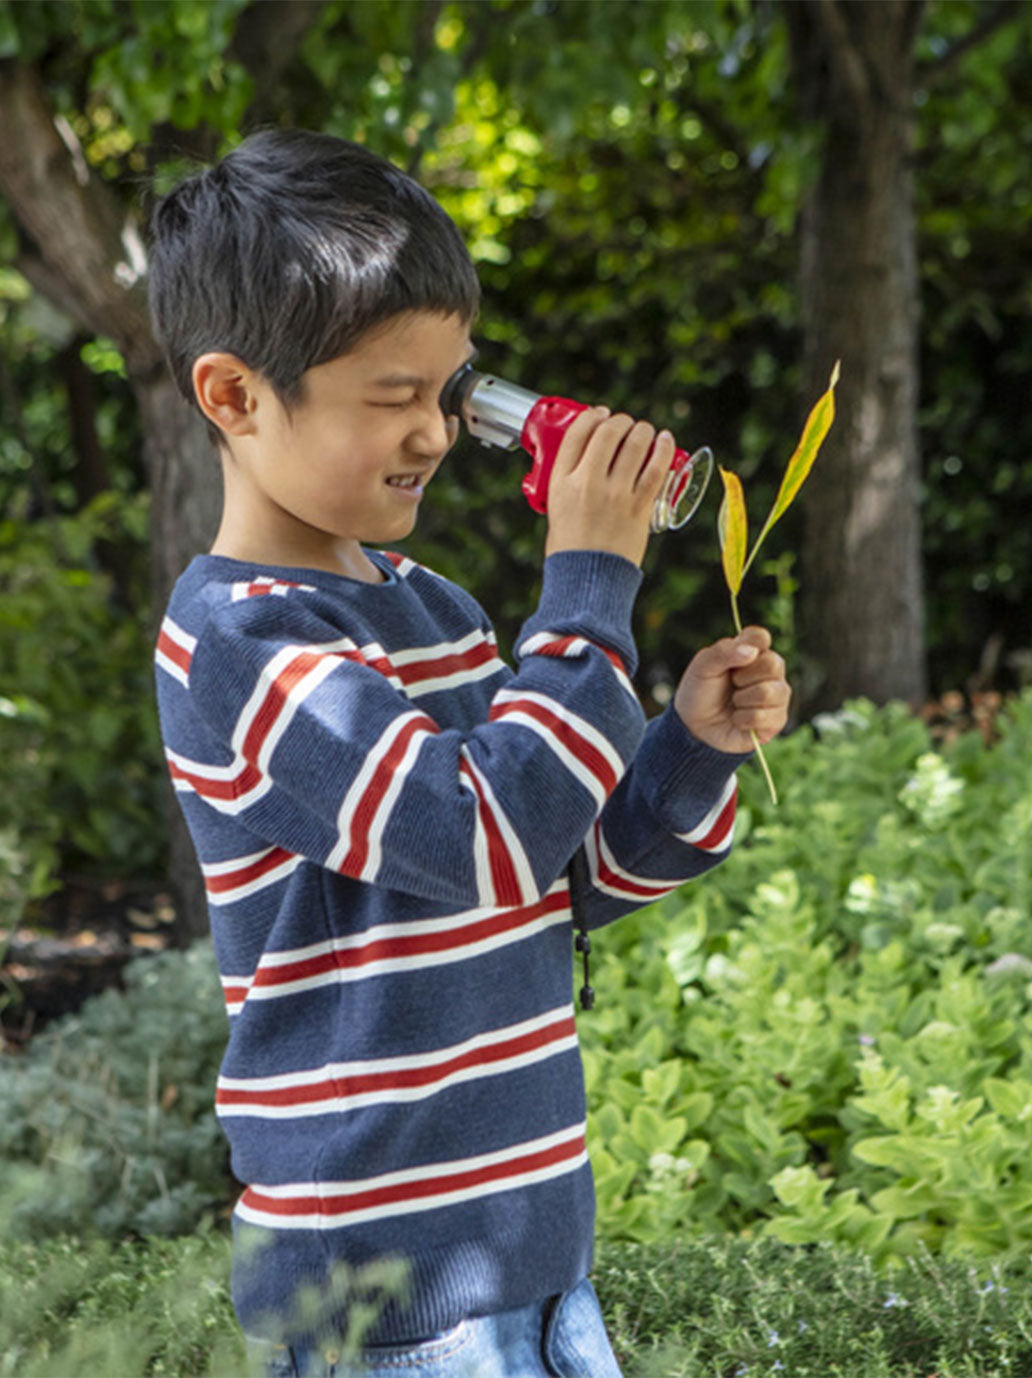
[730, 591, 778, 805]
[752, 733, 778, 805]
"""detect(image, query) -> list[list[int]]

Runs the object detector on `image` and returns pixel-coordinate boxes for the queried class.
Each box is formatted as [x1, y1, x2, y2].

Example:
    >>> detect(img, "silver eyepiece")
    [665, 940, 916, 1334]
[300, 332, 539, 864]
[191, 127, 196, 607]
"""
[441, 366, 540, 450]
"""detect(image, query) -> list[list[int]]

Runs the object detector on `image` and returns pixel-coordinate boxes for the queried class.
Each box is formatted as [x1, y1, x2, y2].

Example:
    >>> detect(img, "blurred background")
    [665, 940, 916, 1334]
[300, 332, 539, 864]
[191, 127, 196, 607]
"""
[0, 0, 1029, 949]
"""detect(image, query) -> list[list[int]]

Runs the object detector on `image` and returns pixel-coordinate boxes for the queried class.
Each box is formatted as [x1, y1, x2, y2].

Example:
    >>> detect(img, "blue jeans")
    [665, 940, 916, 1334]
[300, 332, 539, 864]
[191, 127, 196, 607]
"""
[249, 1277, 622, 1377]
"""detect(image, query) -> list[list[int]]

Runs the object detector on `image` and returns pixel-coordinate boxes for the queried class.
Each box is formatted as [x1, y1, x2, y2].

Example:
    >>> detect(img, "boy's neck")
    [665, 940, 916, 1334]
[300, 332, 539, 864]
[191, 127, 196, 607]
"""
[209, 521, 385, 584]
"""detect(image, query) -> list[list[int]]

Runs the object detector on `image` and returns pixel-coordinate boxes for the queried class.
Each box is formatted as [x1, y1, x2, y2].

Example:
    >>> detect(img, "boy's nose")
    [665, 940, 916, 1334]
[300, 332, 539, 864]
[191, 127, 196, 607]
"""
[411, 406, 458, 456]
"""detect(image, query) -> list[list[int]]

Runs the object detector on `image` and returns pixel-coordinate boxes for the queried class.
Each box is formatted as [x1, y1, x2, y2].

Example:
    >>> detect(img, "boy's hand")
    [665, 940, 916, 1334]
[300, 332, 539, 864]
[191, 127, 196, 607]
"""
[674, 627, 791, 754]
[544, 406, 674, 567]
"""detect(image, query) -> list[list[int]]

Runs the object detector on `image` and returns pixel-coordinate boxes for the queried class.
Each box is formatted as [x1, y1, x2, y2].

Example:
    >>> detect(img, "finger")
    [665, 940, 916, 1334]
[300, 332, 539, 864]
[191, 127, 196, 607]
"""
[739, 704, 791, 745]
[730, 677, 792, 711]
[552, 405, 612, 476]
[635, 428, 676, 499]
[605, 418, 656, 479]
[731, 648, 788, 688]
[686, 634, 763, 680]
[738, 626, 773, 652]
[579, 413, 638, 475]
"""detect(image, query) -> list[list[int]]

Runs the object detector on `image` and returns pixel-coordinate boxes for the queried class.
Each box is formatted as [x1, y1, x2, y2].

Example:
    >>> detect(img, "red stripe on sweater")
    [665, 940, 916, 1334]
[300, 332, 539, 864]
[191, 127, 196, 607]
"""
[215, 1012, 577, 1109]
[239, 1132, 586, 1220]
[337, 715, 437, 878]
[396, 639, 498, 686]
[489, 698, 618, 796]
[241, 649, 327, 765]
[591, 825, 671, 898]
[205, 847, 295, 895]
[693, 785, 737, 851]
[527, 634, 630, 681]
[167, 757, 263, 801]
[156, 628, 193, 675]
[250, 889, 568, 992]
[459, 761, 523, 907]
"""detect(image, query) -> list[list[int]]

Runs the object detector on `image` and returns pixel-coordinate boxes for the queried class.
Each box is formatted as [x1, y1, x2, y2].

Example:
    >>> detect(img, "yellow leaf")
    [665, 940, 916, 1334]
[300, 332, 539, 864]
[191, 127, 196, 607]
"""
[767, 360, 841, 532]
[717, 466, 748, 596]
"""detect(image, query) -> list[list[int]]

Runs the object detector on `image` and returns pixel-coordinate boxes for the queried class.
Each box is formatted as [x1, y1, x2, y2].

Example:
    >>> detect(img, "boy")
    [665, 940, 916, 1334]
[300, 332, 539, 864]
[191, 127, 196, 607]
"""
[149, 129, 790, 1378]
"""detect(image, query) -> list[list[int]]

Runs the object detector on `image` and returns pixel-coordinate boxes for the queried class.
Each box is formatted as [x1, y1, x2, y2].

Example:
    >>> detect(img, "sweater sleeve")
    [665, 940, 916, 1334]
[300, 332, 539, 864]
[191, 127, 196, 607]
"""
[171, 552, 648, 910]
[572, 706, 749, 929]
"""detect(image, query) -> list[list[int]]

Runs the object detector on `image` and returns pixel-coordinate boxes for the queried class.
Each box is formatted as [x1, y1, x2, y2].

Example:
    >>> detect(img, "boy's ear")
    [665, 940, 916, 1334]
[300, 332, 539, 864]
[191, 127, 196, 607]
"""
[191, 353, 263, 438]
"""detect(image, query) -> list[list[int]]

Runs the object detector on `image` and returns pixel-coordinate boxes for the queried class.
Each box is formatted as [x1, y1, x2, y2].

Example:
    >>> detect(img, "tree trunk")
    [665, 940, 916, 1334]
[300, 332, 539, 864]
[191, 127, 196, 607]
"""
[0, 59, 217, 940]
[0, 0, 328, 938]
[785, 0, 928, 714]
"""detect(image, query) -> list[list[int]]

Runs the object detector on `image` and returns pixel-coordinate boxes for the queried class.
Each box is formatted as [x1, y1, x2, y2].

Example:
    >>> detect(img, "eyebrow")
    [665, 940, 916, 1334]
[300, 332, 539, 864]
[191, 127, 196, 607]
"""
[370, 345, 478, 390]
[371, 372, 425, 389]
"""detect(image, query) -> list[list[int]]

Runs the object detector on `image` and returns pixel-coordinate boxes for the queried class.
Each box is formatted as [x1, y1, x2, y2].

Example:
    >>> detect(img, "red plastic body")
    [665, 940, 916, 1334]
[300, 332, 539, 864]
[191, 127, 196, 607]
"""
[520, 395, 694, 515]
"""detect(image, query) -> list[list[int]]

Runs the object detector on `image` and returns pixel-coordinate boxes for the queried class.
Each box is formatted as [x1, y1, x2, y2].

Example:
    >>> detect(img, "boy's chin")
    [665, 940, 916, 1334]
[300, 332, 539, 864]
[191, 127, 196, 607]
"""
[367, 514, 420, 544]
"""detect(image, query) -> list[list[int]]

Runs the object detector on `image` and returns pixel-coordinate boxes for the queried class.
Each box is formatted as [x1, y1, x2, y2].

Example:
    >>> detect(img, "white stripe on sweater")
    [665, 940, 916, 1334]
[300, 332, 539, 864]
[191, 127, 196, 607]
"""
[325, 711, 439, 878]
[584, 821, 684, 903]
[216, 1004, 578, 1118]
[234, 1122, 588, 1230]
[218, 882, 571, 1015]
[675, 775, 737, 852]
[489, 689, 624, 809]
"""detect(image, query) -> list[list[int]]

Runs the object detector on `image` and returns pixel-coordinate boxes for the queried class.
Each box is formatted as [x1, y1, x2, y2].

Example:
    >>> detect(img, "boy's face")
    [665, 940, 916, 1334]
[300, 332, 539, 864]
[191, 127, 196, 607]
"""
[211, 310, 474, 573]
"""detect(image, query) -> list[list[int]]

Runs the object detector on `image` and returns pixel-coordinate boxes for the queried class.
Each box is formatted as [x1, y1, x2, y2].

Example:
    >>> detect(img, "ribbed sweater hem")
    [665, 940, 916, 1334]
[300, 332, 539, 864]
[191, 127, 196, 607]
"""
[644, 708, 750, 829]
[530, 551, 643, 673]
[233, 1212, 594, 1348]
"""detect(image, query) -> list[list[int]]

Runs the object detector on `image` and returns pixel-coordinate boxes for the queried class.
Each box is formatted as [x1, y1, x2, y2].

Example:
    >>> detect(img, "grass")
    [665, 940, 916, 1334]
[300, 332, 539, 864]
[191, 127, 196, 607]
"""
[4, 1231, 1032, 1376]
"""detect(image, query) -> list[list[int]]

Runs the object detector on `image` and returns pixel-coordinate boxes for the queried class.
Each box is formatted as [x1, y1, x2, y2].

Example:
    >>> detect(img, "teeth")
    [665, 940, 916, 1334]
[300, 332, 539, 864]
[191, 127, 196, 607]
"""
[388, 475, 420, 487]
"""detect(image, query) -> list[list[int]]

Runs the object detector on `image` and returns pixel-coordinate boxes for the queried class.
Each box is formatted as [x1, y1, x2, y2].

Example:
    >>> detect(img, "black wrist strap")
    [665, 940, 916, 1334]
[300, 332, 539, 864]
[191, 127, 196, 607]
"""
[568, 849, 595, 1011]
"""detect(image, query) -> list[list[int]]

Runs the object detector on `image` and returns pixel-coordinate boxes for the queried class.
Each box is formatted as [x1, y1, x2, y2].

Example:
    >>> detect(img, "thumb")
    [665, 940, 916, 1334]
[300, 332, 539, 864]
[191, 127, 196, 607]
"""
[688, 634, 762, 680]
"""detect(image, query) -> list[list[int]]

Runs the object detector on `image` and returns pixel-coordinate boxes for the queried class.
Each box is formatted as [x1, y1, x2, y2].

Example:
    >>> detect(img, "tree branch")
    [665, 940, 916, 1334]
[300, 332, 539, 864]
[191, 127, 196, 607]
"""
[0, 60, 161, 376]
[810, 0, 871, 110]
[915, 0, 1021, 87]
[230, 0, 330, 126]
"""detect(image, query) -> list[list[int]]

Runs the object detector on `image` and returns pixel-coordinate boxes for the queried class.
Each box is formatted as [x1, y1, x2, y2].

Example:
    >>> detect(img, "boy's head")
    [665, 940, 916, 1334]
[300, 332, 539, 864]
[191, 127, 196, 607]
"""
[147, 128, 480, 440]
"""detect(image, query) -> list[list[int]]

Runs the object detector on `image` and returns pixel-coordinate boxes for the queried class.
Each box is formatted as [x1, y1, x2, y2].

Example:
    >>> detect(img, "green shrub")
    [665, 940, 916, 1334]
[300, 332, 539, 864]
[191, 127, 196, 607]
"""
[2, 1232, 1030, 1378]
[5, 693, 1032, 1266]
[0, 1231, 244, 1378]
[0, 1232, 407, 1377]
[594, 1236, 1032, 1378]
[0, 493, 165, 911]
[0, 942, 230, 1240]
[583, 691, 1032, 1261]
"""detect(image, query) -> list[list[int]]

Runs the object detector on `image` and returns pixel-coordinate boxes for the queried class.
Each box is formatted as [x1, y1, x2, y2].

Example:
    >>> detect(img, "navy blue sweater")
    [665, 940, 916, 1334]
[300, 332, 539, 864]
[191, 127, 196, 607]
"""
[154, 547, 742, 1345]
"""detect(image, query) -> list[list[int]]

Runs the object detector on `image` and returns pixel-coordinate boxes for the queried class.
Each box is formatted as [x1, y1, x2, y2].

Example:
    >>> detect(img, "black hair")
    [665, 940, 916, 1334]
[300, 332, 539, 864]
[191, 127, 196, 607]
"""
[147, 128, 480, 435]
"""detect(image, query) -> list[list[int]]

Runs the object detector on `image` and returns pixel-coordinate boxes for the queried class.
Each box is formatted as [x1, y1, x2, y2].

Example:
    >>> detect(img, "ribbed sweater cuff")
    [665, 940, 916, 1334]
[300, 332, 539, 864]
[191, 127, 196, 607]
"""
[526, 550, 643, 673]
[644, 707, 751, 831]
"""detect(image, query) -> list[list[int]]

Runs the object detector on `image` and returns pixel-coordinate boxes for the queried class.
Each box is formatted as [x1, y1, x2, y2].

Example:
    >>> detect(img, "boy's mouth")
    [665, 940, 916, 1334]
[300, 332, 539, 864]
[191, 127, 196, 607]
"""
[387, 472, 429, 493]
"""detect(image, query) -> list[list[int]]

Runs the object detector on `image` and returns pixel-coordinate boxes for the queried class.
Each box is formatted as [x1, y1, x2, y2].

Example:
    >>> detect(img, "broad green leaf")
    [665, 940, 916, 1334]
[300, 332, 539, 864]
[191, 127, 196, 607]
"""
[717, 466, 748, 596]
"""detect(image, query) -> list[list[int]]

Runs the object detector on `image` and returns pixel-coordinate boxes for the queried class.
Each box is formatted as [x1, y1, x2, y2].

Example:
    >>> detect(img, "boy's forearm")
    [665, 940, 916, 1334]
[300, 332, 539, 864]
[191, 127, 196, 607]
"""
[572, 708, 747, 929]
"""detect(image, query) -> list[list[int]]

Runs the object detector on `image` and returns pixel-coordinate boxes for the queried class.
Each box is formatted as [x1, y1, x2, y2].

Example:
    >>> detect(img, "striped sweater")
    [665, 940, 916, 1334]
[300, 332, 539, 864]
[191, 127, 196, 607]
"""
[154, 546, 742, 1346]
